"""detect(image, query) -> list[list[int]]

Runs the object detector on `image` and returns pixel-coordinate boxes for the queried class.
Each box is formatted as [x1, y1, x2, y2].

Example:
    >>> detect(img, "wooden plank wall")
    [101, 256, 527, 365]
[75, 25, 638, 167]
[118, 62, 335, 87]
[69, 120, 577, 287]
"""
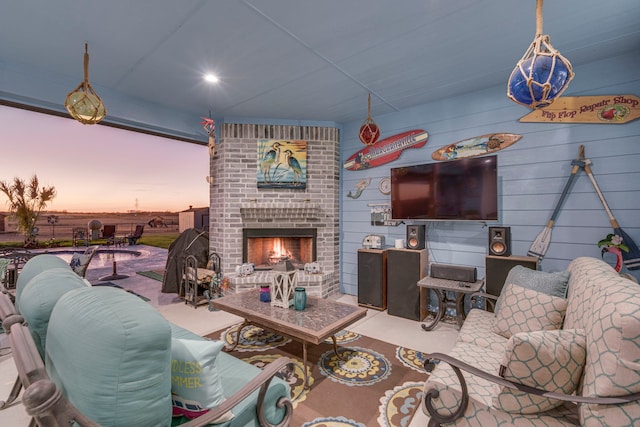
[339, 52, 640, 295]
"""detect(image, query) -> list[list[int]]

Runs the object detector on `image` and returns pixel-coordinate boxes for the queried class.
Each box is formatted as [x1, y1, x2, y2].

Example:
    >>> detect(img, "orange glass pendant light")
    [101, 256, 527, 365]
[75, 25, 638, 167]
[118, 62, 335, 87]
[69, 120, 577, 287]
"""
[64, 43, 107, 124]
[358, 93, 381, 146]
[507, 0, 574, 109]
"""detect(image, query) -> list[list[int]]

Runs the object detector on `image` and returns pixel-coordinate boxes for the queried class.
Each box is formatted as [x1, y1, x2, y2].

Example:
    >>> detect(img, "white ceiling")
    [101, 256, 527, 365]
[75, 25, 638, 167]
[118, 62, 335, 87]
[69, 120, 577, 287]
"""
[1, 0, 639, 123]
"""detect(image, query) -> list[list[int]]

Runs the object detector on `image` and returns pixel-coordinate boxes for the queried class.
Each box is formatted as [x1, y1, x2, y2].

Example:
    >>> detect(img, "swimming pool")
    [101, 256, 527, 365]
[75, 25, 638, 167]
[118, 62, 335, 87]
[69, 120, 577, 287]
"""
[47, 249, 143, 268]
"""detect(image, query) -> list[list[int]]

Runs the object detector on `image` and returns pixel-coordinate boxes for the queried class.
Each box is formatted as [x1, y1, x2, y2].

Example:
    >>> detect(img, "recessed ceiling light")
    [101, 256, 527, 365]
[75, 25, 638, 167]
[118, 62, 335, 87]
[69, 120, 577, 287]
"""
[204, 73, 219, 83]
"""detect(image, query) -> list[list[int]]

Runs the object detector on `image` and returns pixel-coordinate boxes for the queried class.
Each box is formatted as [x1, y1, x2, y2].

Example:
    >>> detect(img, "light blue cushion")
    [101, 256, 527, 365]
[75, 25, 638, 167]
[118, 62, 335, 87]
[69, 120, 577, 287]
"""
[15, 254, 70, 310]
[18, 268, 88, 358]
[46, 287, 172, 427]
[495, 266, 570, 313]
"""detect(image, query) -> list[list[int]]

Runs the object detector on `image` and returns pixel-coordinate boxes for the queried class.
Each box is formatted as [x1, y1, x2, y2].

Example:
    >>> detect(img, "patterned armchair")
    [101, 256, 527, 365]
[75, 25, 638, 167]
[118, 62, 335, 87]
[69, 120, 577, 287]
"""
[420, 257, 640, 426]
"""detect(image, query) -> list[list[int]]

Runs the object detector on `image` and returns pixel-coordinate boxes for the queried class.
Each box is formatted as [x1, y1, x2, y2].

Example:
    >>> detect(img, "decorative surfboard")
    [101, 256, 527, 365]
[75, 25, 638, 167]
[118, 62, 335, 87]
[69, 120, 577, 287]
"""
[343, 129, 428, 171]
[431, 133, 522, 161]
[519, 95, 639, 124]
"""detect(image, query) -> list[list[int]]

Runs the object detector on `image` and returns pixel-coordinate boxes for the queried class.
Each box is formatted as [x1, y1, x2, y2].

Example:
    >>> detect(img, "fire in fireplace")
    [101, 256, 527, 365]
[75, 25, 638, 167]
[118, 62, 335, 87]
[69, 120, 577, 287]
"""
[243, 228, 317, 270]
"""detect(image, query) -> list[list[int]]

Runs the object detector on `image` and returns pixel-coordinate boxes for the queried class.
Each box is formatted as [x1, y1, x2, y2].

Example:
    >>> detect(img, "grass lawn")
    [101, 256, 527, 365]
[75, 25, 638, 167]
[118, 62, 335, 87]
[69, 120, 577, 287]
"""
[0, 234, 180, 250]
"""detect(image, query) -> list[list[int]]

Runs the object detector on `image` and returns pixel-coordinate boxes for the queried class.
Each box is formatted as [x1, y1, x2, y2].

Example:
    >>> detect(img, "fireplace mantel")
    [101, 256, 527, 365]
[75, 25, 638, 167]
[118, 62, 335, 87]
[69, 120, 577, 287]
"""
[240, 202, 321, 219]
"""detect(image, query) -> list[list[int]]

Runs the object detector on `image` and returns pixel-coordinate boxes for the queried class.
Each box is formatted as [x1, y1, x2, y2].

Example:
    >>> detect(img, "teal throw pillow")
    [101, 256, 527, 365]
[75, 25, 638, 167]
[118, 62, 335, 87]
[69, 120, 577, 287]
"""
[171, 338, 234, 423]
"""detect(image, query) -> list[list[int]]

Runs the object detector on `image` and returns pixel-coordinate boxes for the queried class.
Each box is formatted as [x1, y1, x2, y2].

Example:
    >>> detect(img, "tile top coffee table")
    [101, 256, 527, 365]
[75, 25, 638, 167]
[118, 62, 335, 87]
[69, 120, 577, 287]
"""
[211, 289, 367, 388]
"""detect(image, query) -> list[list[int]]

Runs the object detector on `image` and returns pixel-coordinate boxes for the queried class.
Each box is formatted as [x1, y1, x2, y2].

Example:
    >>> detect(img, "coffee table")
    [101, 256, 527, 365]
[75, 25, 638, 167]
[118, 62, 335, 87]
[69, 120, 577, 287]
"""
[210, 289, 367, 388]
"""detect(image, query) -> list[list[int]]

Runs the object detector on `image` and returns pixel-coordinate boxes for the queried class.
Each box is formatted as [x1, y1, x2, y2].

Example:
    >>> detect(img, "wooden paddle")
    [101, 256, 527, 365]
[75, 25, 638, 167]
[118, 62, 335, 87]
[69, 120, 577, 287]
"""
[583, 157, 640, 271]
[528, 146, 585, 260]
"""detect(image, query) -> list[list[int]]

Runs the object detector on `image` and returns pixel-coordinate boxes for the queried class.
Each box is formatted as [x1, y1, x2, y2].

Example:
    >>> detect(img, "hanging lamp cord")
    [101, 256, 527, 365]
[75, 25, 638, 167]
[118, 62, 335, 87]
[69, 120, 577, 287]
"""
[535, 0, 544, 37]
[83, 43, 90, 89]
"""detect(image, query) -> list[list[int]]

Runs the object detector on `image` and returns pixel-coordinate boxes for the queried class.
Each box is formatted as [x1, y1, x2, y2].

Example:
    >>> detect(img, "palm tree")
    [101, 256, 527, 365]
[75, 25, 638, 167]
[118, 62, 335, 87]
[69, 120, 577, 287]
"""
[0, 175, 56, 247]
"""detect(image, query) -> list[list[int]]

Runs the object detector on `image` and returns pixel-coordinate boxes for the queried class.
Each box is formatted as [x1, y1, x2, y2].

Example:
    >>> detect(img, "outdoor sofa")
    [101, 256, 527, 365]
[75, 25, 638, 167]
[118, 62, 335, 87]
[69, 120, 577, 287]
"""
[0, 254, 293, 426]
[419, 256, 640, 426]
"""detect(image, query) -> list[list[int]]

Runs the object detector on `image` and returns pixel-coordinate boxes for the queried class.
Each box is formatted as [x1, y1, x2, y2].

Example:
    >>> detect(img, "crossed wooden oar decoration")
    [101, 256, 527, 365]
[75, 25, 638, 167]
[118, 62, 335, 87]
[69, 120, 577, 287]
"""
[528, 145, 640, 271]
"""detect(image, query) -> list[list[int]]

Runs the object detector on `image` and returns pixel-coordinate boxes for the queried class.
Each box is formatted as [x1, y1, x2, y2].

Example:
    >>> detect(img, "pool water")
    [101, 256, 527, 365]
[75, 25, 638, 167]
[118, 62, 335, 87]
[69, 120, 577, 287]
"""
[52, 250, 142, 268]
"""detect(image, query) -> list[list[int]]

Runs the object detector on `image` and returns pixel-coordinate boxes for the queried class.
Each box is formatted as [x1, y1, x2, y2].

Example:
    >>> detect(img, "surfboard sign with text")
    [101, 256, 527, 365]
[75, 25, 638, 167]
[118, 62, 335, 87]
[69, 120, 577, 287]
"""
[431, 133, 522, 161]
[519, 95, 639, 124]
[343, 129, 428, 171]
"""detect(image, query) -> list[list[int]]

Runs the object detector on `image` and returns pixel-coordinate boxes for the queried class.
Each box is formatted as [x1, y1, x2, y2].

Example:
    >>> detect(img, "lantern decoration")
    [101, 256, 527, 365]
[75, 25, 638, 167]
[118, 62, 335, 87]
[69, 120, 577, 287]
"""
[64, 43, 107, 124]
[270, 257, 297, 308]
[358, 94, 381, 146]
[507, 0, 574, 109]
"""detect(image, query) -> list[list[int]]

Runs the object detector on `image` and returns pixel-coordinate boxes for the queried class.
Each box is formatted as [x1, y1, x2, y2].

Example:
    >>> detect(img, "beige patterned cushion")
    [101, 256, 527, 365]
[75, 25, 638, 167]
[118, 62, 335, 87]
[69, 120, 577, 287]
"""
[492, 284, 567, 339]
[422, 343, 579, 426]
[493, 329, 586, 414]
[457, 309, 508, 354]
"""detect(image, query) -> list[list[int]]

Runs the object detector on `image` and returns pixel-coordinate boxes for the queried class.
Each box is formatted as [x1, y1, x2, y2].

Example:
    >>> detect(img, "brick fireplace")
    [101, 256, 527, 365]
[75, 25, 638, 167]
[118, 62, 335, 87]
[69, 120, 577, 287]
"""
[208, 123, 340, 297]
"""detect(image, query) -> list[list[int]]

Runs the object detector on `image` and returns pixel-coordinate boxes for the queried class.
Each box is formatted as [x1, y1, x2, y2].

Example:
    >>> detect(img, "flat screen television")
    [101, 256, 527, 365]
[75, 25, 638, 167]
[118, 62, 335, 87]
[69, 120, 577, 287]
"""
[390, 155, 498, 221]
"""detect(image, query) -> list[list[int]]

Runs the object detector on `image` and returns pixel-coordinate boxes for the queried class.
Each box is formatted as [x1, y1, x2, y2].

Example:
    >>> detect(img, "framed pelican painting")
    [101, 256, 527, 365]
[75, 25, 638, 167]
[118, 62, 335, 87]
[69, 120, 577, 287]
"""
[257, 139, 307, 189]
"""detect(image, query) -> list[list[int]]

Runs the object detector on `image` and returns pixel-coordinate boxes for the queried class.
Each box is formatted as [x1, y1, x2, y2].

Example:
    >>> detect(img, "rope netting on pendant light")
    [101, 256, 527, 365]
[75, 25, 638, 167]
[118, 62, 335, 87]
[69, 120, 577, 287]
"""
[507, 0, 574, 109]
[64, 43, 107, 124]
[358, 93, 381, 146]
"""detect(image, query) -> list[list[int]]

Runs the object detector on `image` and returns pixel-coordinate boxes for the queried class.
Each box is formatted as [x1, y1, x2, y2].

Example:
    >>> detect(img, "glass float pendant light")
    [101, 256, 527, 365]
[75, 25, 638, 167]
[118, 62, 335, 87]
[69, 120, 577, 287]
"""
[64, 43, 107, 124]
[358, 93, 381, 145]
[507, 0, 574, 109]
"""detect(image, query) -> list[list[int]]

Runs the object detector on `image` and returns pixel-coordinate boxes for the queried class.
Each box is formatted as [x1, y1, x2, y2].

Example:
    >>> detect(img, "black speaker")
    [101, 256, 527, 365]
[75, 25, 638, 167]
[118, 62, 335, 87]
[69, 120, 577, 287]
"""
[488, 226, 511, 256]
[485, 255, 538, 297]
[406, 224, 426, 250]
[386, 249, 428, 320]
[431, 264, 477, 283]
[357, 249, 387, 310]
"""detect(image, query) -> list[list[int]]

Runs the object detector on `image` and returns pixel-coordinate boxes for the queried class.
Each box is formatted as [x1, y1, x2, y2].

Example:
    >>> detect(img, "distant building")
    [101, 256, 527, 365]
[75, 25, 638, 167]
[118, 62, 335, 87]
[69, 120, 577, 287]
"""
[178, 206, 209, 232]
[0, 213, 6, 232]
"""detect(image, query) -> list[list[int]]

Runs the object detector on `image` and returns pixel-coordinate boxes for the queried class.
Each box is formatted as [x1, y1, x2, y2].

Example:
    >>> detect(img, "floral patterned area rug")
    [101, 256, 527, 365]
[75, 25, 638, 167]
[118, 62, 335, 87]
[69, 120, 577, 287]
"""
[207, 325, 429, 427]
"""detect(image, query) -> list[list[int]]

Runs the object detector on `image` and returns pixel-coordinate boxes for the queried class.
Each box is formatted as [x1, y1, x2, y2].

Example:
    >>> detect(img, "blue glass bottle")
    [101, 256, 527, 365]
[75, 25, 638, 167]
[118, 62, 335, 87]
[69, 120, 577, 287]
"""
[294, 287, 306, 311]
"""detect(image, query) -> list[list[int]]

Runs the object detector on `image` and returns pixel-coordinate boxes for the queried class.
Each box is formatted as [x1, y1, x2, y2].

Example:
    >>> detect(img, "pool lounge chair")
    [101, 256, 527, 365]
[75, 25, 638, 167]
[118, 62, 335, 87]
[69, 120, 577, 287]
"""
[102, 225, 117, 245]
[72, 227, 88, 247]
[127, 224, 144, 245]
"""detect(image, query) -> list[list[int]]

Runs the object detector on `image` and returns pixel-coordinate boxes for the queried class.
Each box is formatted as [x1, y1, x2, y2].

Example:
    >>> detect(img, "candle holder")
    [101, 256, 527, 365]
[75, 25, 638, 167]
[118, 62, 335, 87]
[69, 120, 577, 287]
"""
[270, 258, 297, 308]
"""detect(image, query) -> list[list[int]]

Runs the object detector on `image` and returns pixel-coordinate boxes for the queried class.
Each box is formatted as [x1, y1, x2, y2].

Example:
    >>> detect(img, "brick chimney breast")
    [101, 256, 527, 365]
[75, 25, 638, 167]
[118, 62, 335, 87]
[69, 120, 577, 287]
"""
[209, 124, 340, 297]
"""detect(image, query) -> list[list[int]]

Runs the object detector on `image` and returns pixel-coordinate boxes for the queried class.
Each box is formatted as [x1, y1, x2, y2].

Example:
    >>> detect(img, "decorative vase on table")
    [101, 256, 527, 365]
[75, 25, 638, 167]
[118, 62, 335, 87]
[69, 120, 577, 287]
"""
[294, 287, 307, 311]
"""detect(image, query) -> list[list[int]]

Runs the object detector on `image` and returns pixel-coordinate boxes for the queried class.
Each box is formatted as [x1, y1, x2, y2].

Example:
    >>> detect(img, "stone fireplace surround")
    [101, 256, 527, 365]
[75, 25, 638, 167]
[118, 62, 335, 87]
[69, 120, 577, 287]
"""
[208, 123, 340, 297]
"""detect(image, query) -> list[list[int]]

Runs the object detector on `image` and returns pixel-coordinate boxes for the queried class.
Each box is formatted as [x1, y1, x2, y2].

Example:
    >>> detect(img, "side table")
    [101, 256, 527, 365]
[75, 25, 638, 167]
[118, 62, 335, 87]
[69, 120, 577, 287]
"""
[417, 276, 484, 331]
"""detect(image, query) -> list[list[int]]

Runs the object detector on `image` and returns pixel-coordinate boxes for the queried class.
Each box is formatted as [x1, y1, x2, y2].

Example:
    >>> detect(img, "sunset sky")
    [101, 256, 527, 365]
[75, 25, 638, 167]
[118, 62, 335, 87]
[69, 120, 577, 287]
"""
[0, 105, 209, 213]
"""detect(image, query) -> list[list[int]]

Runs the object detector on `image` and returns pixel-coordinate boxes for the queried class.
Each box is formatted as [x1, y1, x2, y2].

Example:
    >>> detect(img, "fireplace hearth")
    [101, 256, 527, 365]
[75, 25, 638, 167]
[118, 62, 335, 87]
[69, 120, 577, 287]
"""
[243, 228, 317, 270]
